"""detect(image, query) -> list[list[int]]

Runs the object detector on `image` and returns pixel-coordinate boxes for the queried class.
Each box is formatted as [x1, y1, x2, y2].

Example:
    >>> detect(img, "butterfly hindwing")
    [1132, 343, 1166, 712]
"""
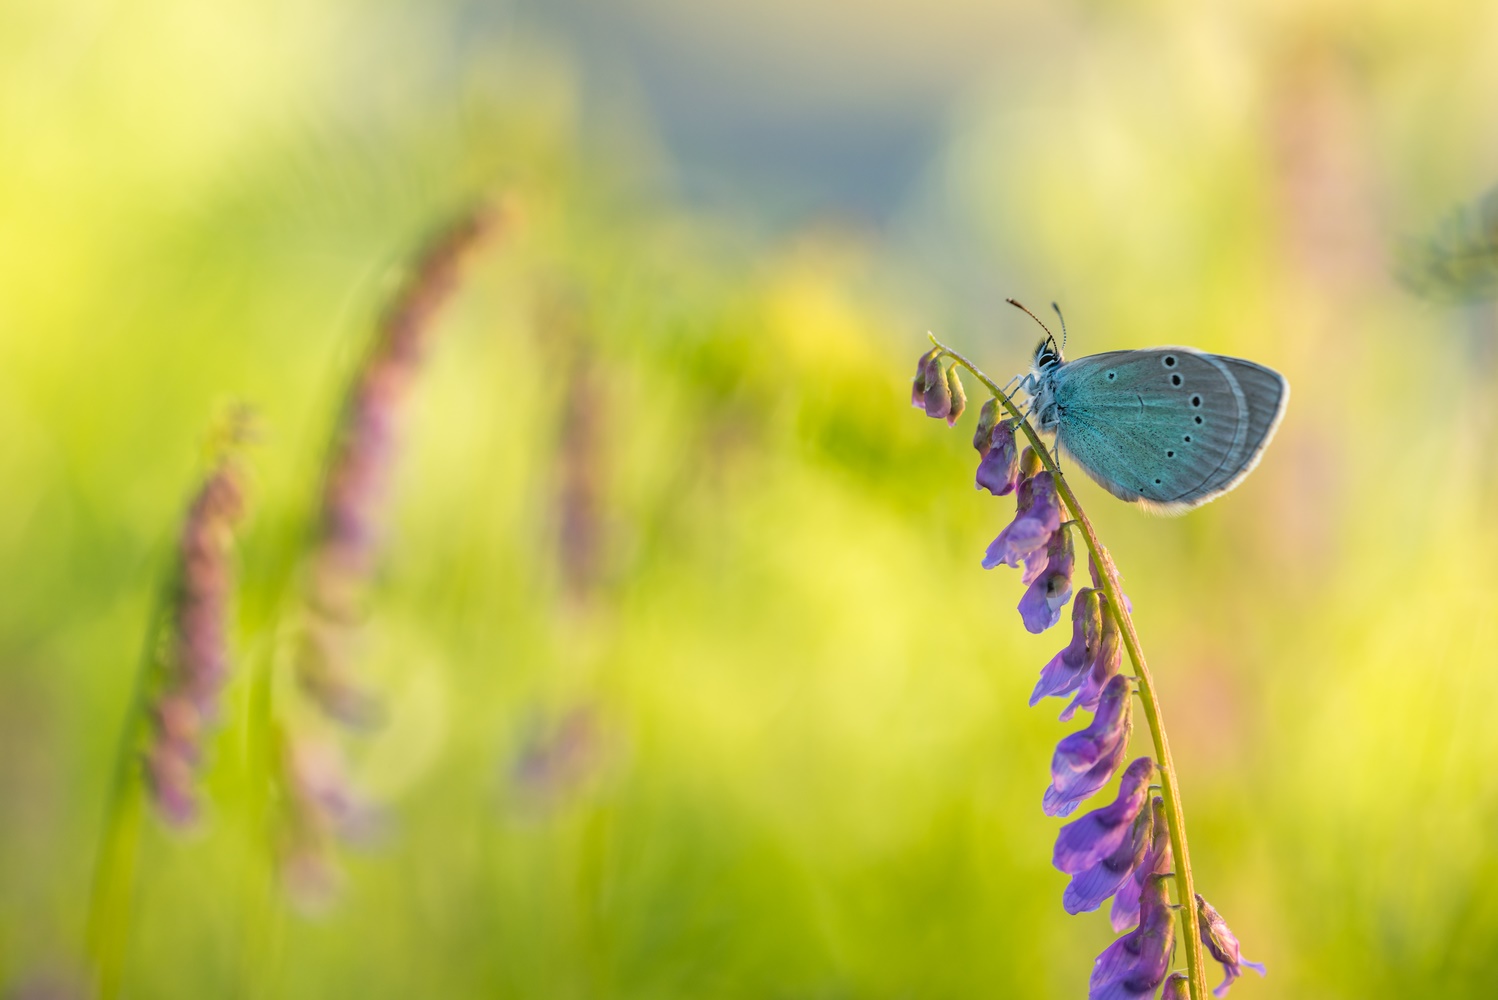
[1048, 348, 1284, 514]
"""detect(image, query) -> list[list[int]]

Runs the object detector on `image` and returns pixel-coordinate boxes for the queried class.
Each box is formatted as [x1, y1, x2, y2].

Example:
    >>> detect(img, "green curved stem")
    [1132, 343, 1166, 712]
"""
[928, 333, 1210, 1000]
[85, 585, 170, 999]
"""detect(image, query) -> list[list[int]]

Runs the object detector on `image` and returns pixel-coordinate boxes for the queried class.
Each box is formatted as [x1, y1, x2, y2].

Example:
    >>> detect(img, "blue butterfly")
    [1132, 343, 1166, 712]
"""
[1015, 302, 1289, 515]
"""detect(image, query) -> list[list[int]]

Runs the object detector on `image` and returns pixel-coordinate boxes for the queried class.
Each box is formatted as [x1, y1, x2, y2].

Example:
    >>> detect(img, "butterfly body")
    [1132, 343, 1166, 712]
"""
[1022, 340, 1288, 515]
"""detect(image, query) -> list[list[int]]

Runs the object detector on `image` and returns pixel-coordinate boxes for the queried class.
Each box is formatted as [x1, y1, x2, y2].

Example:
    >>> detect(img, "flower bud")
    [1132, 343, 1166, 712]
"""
[1196, 895, 1267, 996]
[1019, 445, 1043, 480]
[976, 417, 1021, 497]
[971, 397, 1000, 454]
[911, 348, 939, 409]
[921, 352, 951, 419]
[943, 363, 966, 426]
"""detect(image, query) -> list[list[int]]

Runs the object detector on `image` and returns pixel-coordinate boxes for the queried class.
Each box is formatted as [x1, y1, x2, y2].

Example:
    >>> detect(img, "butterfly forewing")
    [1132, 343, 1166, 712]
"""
[1049, 348, 1283, 513]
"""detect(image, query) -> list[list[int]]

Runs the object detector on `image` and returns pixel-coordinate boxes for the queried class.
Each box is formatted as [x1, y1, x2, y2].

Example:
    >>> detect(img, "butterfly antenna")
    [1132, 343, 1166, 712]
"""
[1051, 302, 1068, 352]
[1005, 298, 1058, 350]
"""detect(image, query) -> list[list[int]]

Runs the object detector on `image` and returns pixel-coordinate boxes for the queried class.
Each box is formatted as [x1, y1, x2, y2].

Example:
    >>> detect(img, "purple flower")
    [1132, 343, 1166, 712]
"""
[1044, 674, 1134, 817]
[1063, 781, 1154, 915]
[1019, 525, 1074, 633]
[1060, 595, 1124, 722]
[1111, 796, 1172, 932]
[1054, 757, 1154, 874]
[1031, 588, 1102, 705]
[982, 470, 1062, 572]
[910, 348, 951, 419]
[1089, 874, 1175, 1000]
[1160, 974, 1190, 1000]
[974, 404, 1021, 497]
[1196, 895, 1267, 997]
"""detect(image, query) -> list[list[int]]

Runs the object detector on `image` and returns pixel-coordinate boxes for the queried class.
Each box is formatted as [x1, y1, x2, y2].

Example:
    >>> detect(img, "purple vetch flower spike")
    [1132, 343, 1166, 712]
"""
[1196, 895, 1267, 997]
[1064, 795, 1153, 914]
[1053, 757, 1154, 874]
[944, 363, 966, 426]
[1060, 594, 1124, 722]
[1111, 796, 1173, 932]
[1044, 674, 1134, 818]
[1089, 874, 1176, 1000]
[1018, 524, 1074, 633]
[982, 470, 1062, 571]
[1031, 587, 1102, 705]
[1160, 974, 1190, 1000]
[142, 435, 250, 826]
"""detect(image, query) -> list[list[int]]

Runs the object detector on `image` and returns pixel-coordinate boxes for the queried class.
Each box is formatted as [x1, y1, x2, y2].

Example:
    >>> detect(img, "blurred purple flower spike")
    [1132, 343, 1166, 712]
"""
[1196, 895, 1267, 997]
[1111, 796, 1173, 932]
[1089, 874, 1176, 1000]
[1019, 525, 1074, 633]
[1031, 587, 1102, 705]
[1044, 674, 1134, 818]
[142, 426, 250, 826]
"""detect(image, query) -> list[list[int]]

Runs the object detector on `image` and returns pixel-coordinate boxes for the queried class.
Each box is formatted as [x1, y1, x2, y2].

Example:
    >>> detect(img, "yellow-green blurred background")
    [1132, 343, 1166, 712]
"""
[4, 0, 1498, 997]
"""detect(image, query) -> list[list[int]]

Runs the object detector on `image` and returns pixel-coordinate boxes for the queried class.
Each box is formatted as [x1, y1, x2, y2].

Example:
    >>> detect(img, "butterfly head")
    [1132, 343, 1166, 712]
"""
[1033, 336, 1064, 372]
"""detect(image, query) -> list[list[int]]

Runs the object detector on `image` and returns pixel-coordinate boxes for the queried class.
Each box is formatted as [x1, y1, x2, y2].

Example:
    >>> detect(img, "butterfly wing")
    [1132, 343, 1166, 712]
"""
[1048, 349, 1288, 514]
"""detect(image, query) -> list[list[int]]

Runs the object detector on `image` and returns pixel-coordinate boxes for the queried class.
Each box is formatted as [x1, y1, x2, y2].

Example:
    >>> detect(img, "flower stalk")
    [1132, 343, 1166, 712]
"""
[925, 332, 1211, 1000]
